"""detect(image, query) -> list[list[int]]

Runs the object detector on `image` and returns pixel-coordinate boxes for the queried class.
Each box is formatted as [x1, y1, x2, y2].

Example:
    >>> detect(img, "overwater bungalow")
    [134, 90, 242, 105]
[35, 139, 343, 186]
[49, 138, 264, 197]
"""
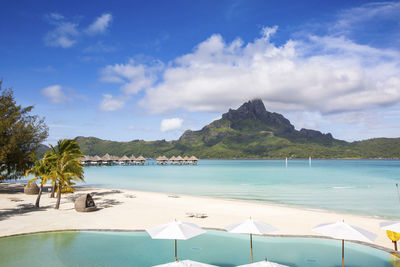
[189, 156, 198, 165]
[169, 156, 176, 165]
[183, 155, 190, 164]
[129, 155, 136, 165]
[91, 155, 102, 166]
[119, 155, 130, 165]
[136, 155, 146, 165]
[175, 155, 184, 165]
[101, 153, 113, 165]
[111, 155, 120, 165]
[156, 156, 169, 165]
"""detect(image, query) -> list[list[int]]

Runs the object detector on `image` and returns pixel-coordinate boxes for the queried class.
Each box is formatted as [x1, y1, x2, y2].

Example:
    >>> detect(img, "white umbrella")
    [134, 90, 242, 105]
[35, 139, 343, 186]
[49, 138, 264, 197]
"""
[312, 221, 377, 267]
[380, 221, 400, 251]
[153, 260, 218, 267]
[380, 221, 400, 233]
[237, 259, 289, 267]
[224, 218, 278, 263]
[147, 221, 206, 262]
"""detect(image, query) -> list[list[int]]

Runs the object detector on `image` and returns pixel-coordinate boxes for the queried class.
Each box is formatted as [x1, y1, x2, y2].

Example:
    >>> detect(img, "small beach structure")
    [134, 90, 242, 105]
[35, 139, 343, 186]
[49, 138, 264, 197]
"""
[189, 156, 198, 165]
[136, 155, 146, 165]
[146, 220, 206, 262]
[24, 182, 39, 195]
[175, 156, 184, 165]
[156, 155, 169, 165]
[111, 155, 120, 165]
[312, 221, 377, 267]
[80, 155, 93, 165]
[74, 194, 97, 212]
[119, 155, 130, 165]
[224, 218, 278, 263]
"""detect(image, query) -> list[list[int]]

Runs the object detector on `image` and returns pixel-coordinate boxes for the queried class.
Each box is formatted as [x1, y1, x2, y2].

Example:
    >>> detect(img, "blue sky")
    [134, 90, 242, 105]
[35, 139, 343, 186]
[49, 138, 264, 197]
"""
[1, 0, 400, 144]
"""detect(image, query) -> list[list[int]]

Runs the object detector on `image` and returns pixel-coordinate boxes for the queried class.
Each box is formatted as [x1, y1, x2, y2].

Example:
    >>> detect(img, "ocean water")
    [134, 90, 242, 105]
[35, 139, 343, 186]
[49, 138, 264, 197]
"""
[0, 230, 396, 267]
[81, 159, 400, 218]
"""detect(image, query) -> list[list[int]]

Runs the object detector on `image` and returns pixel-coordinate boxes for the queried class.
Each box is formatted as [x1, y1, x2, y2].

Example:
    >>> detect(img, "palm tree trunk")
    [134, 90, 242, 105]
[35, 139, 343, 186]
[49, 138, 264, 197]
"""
[50, 182, 56, 198]
[55, 183, 62, 209]
[35, 182, 43, 208]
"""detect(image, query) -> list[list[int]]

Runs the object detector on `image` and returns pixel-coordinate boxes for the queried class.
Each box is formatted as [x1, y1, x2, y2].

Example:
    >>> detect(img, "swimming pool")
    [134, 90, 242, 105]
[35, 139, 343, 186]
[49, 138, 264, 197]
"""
[0, 230, 397, 267]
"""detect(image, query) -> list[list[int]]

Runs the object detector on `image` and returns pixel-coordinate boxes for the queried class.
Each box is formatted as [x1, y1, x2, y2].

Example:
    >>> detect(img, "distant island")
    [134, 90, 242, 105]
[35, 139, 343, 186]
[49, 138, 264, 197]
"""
[71, 99, 400, 159]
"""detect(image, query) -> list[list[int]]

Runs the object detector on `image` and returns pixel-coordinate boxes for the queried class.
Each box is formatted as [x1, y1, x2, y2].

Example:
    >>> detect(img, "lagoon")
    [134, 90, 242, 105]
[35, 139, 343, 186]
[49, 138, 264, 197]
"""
[81, 159, 400, 219]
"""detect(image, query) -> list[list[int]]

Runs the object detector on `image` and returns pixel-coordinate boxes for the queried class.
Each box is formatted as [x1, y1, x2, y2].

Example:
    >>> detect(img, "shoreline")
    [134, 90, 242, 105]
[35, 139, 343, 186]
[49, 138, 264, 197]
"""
[0, 183, 398, 252]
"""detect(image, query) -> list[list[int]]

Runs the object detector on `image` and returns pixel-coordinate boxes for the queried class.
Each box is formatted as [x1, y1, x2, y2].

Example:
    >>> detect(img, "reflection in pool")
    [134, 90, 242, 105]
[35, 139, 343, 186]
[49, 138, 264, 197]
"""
[0, 230, 397, 267]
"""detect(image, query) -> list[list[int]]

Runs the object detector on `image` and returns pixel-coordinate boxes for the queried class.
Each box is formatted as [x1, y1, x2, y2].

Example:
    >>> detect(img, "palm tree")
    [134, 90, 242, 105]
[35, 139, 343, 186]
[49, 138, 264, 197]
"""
[46, 139, 84, 209]
[25, 158, 51, 208]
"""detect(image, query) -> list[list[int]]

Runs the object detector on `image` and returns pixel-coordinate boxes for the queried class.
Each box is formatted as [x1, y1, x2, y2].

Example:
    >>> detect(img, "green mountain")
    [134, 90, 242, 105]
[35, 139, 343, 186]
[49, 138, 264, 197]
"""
[75, 99, 400, 159]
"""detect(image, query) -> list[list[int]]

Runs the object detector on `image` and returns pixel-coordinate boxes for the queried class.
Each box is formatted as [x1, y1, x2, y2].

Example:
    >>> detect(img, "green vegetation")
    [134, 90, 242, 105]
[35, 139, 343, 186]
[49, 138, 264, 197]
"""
[0, 82, 48, 180]
[25, 158, 51, 208]
[75, 99, 400, 159]
[46, 139, 84, 209]
[27, 139, 84, 209]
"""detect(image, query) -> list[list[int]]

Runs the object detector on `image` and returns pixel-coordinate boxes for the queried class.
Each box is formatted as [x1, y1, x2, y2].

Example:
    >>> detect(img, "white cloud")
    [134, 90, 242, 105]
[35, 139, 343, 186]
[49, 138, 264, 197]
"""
[160, 118, 183, 132]
[86, 13, 112, 35]
[41, 85, 68, 103]
[100, 94, 125, 111]
[128, 26, 400, 115]
[44, 22, 79, 48]
[100, 59, 161, 94]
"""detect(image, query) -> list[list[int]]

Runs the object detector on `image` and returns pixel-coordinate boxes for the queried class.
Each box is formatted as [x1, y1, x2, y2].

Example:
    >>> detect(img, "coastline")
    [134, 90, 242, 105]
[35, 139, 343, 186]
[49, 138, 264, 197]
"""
[0, 183, 397, 251]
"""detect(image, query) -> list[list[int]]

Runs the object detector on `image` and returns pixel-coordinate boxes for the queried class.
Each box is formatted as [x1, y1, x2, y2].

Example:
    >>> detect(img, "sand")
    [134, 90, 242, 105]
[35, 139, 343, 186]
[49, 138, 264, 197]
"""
[0, 183, 397, 251]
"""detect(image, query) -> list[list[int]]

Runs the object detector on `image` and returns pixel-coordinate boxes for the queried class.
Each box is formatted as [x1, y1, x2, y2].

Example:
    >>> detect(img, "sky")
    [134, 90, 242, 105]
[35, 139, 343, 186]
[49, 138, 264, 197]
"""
[1, 0, 400, 144]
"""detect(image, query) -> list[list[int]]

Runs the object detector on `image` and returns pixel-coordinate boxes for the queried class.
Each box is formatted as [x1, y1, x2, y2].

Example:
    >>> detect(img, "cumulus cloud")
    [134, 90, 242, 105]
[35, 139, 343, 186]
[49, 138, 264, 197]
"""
[86, 13, 113, 35]
[41, 85, 68, 103]
[160, 118, 184, 132]
[125, 26, 400, 115]
[100, 94, 125, 111]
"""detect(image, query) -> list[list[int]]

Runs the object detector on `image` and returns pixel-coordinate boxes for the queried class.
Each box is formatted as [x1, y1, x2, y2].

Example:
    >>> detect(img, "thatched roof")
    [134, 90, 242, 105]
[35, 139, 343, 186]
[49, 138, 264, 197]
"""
[169, 156, 176, 160]
[136, 155, 146, 161]
[175, 156, 184, 161]
[111, 155, 120, 160]
[24, 182, 39, 195]
[189, 156, 198, 161]
[74, 194, 97, 212]
[183, 156, 189, 160]
[102, 153, 112, 161]
[120, 155, 130, 161]
[156, 156, 162, 161]
[130, 155, 136, 160]
[158, 155, 168, 161]
[92, 155, 102, 161]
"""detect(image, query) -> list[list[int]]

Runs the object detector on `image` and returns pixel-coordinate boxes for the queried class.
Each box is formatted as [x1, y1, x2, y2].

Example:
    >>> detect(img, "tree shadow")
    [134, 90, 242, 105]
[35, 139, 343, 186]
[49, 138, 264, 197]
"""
[95, 198, 123, 209]
[0, 203, 52, 221]
[0, 183, 24, 194]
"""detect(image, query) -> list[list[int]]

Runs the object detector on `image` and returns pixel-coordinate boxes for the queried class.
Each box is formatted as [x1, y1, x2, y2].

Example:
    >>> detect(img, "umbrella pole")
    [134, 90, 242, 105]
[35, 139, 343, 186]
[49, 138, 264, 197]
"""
[342, 239, 344, 267]
[175, 239, 178, 262]
[250, 233, 253, 263]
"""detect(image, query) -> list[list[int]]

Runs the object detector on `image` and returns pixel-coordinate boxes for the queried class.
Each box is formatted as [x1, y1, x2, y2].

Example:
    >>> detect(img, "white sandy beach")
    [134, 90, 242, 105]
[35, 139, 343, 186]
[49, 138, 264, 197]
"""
[0, 183, 396, 251]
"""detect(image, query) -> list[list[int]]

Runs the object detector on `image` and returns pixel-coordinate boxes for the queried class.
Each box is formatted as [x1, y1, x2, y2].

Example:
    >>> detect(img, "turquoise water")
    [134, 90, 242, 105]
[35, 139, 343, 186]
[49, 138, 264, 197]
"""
[0, 230, 397, 267]
[81, 159, 400, 218]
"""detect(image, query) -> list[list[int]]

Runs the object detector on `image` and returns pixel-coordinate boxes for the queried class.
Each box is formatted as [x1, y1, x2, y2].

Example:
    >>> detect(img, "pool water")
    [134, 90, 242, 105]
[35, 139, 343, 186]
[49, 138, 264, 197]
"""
[0, 230, 397, 267]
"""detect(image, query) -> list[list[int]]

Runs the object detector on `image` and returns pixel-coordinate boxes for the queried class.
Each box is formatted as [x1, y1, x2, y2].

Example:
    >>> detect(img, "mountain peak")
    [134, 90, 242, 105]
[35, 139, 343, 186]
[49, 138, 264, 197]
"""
[221, 99, 295, 133]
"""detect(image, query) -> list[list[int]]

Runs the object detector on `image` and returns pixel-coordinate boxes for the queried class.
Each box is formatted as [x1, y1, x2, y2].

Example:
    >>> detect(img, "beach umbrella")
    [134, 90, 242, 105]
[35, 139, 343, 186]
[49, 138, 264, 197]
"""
[380, 221, 400, 250]
[237, 259, 289, 267]
[224, 218, 278, 263]
[153, 260, 218, 267]
[146, 220, 206, 262]
[312, 221, 377, 267]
